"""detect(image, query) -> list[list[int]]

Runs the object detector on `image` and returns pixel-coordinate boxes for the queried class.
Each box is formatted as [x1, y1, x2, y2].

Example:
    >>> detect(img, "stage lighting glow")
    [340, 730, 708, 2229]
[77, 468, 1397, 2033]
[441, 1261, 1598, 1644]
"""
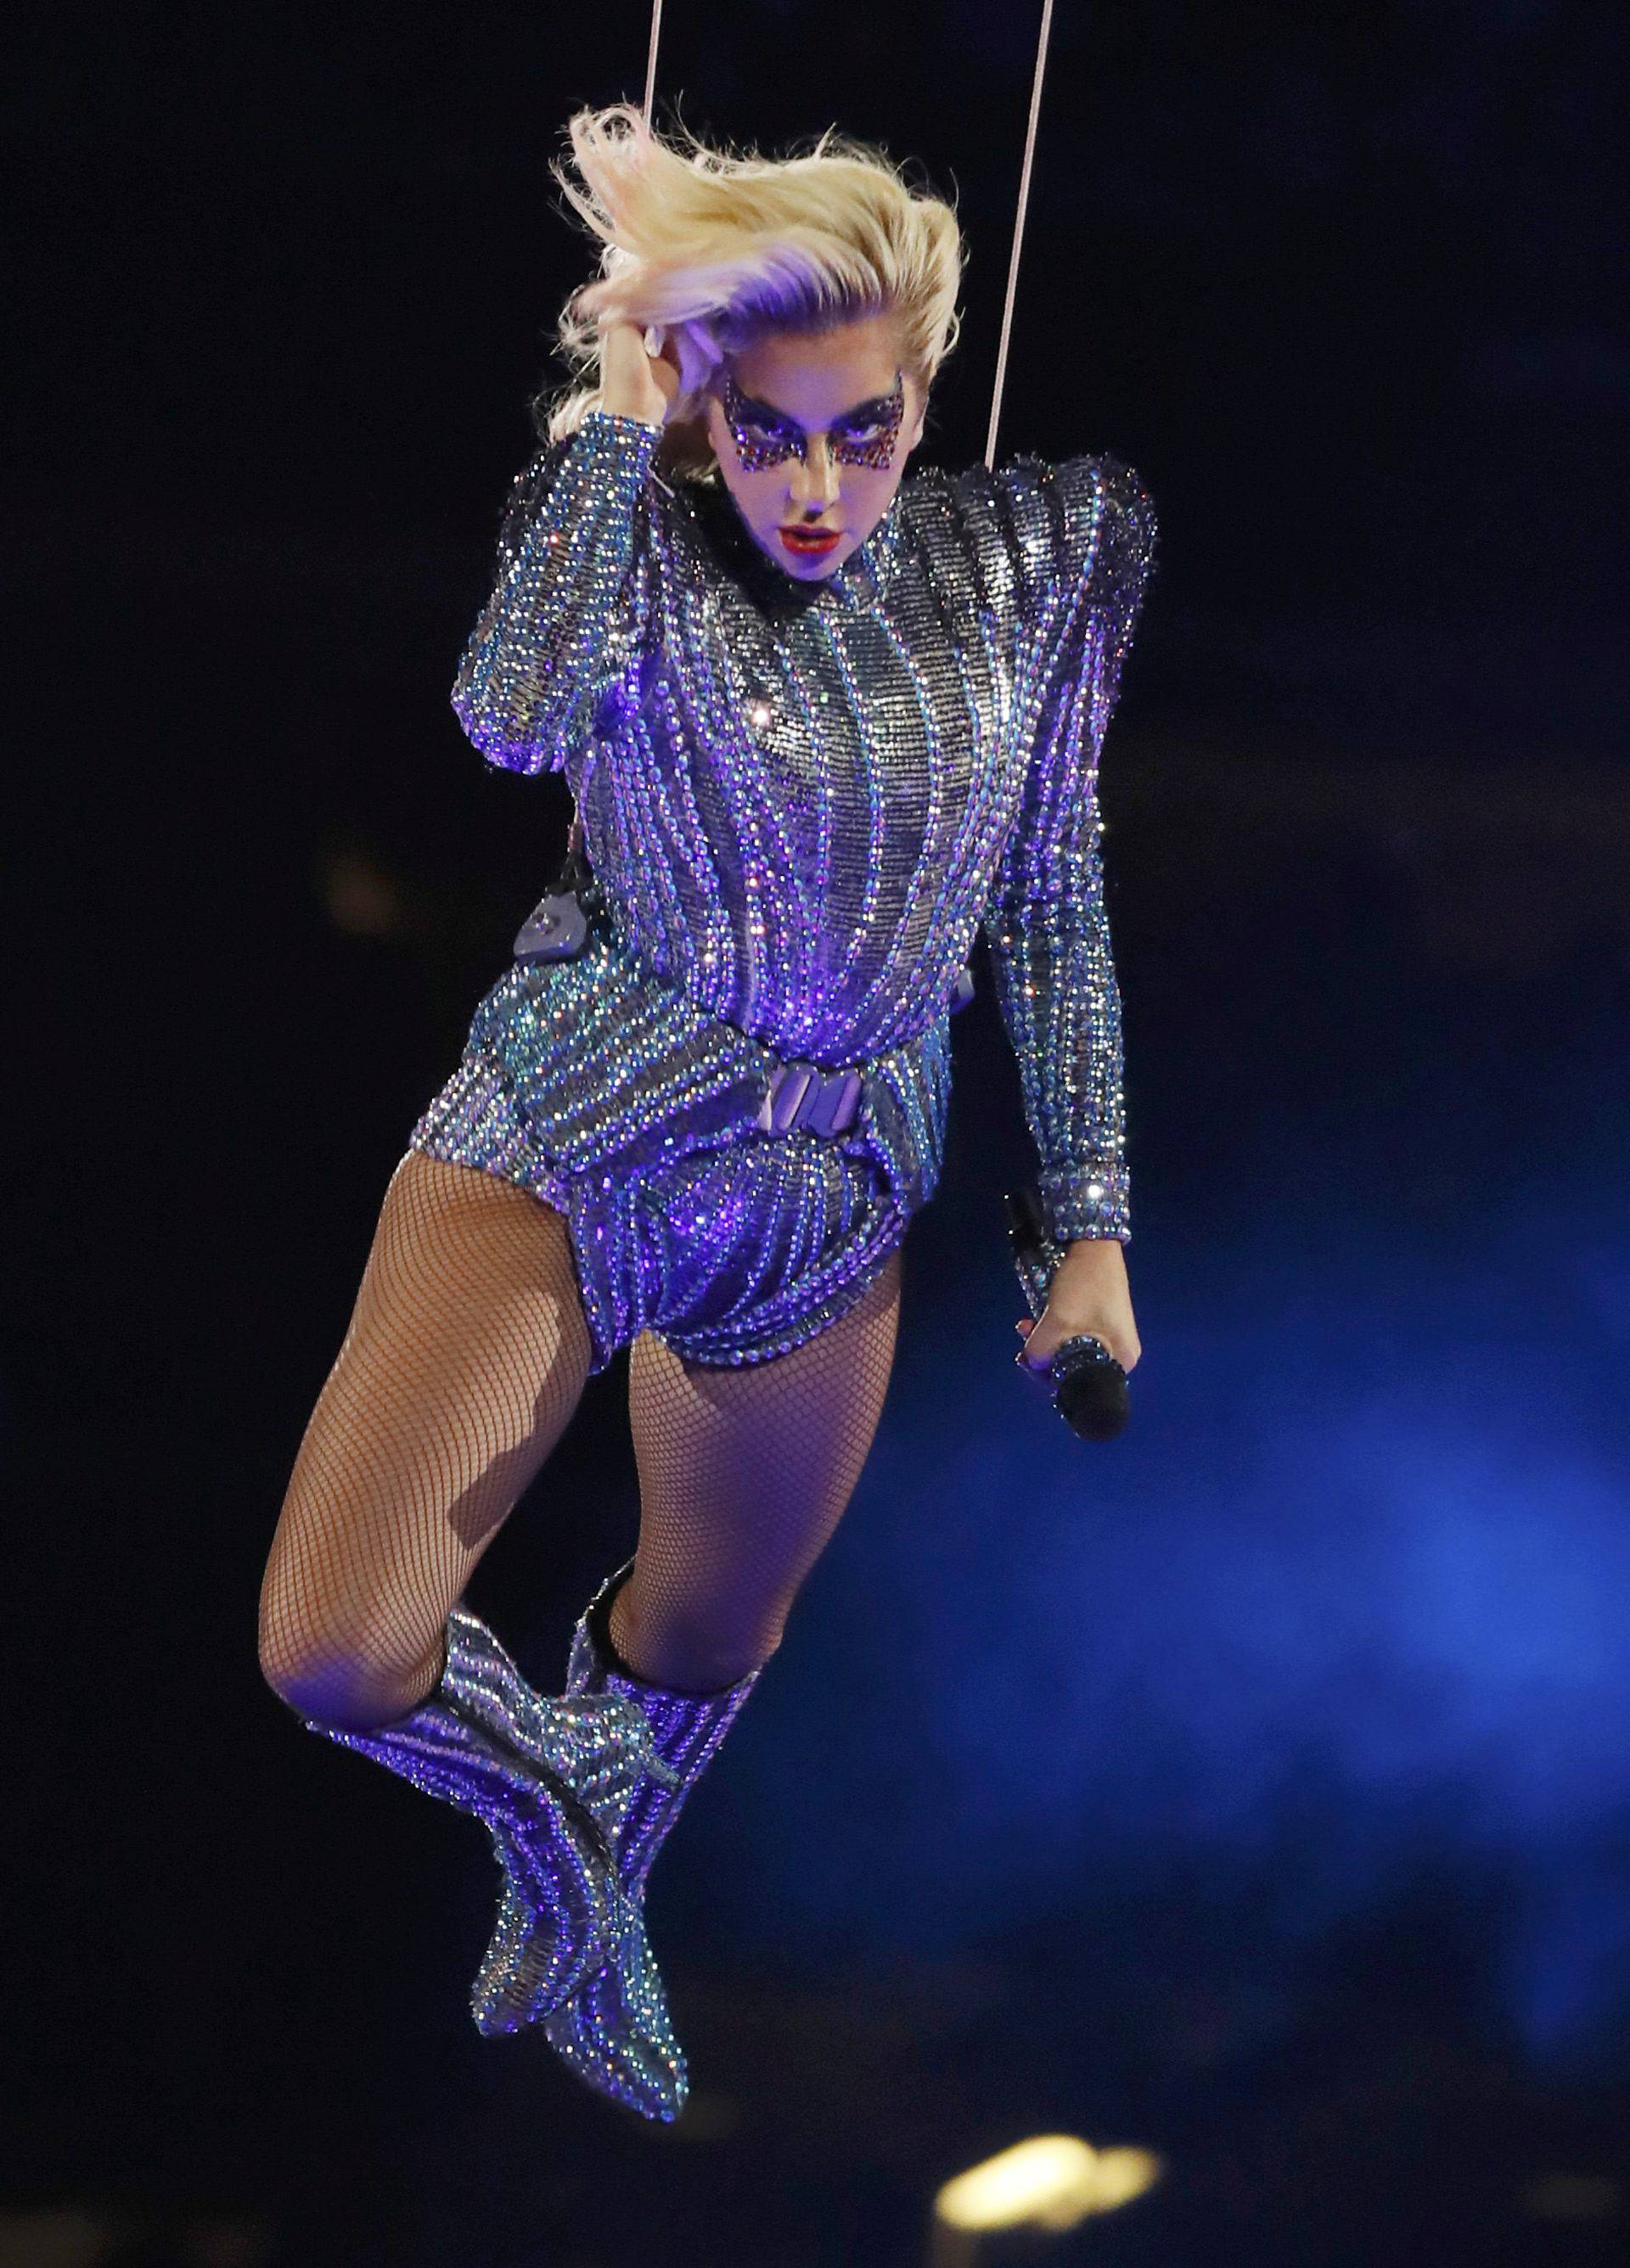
[320, 845, 405, 938]
[1523, 2173, 1622, 2222]
[1086, 2147, 1164, 2211]
[934, 2135, 1162, 2233]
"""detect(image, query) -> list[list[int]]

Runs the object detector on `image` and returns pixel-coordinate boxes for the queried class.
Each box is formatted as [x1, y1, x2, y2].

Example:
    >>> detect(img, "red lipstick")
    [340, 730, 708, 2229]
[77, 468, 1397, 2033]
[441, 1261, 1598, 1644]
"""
[778, 525, 841, 559]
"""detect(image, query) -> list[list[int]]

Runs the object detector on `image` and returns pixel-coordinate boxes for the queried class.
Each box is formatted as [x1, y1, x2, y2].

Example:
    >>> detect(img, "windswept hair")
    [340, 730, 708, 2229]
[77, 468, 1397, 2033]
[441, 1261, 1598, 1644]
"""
[541, 104, 964, 462]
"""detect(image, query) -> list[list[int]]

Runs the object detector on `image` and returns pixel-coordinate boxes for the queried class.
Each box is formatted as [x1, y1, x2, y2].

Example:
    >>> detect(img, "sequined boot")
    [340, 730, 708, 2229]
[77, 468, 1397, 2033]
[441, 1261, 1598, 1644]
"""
[540, 1564, 762, 2121]
[309, 1603, 657, 2033]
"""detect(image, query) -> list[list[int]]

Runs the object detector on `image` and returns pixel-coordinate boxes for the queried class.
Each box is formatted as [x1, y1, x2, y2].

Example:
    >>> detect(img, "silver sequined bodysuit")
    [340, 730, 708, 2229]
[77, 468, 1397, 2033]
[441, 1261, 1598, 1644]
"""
[409, 410, 1156, 1371]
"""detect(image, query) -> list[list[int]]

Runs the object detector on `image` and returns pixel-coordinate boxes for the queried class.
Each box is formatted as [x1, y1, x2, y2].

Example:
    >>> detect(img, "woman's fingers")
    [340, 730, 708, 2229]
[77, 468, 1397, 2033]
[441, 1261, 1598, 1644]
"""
[598, 318, 672, 425]
[1015, 1314, 1053, 1376]
[1015, 1308, 1139, 1375]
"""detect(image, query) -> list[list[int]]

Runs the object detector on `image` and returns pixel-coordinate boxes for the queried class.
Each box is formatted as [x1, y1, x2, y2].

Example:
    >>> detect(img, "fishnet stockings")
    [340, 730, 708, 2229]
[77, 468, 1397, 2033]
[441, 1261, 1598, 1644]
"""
[259, 1153, 593, 1729]
[259, 1151, 903, 1728]
[617, 1252, 902, 1692]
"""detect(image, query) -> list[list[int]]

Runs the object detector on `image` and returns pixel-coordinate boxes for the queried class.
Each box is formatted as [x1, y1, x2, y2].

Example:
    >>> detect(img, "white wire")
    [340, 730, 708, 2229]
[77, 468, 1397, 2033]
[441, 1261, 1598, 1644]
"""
[638, 0, 1054, 465]
[985, 0, 1057, 469]
[643, 0, 665, 122]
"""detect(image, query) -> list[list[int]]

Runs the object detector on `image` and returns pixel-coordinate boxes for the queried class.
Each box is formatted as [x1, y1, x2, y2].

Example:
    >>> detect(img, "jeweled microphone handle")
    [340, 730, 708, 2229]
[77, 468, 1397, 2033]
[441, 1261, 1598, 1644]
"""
[1004, 1186, 1131, 1443]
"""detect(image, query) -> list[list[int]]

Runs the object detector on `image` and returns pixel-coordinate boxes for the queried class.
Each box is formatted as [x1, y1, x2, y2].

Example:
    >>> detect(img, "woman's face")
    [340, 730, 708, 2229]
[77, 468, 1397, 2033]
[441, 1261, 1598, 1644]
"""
[702, 313, 927, 581]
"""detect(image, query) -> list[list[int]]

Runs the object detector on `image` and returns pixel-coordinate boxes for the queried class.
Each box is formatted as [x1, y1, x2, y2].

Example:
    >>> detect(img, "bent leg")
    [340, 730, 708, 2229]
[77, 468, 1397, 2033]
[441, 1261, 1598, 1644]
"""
[618, 1248, 904, 1691]
[259, 1152, 594, 1730]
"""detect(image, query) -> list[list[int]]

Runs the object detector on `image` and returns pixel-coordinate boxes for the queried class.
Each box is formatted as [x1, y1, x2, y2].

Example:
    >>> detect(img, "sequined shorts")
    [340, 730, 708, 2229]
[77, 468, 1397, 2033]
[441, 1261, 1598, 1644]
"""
[408, 917, 953, 1373]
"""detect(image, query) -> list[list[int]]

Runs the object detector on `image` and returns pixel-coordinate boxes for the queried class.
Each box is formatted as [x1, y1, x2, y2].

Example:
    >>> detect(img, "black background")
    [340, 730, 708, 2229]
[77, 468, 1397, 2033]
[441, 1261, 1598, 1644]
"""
[8, 5, 1629, 2264]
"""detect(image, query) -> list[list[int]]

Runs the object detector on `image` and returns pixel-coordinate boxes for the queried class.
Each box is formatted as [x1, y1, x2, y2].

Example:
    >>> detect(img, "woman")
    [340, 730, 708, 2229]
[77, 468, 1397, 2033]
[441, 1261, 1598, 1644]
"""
[259, 104, 1156, 2120]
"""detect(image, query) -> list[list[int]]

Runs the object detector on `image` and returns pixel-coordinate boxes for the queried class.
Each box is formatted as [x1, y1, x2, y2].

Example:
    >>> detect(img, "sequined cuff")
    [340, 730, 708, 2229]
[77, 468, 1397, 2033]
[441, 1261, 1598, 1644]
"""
[1038, 1161, 1131, 1245]
[578, 408, 665, 452]
[550, 411, 660, 523]
[452, 412, 660, 772]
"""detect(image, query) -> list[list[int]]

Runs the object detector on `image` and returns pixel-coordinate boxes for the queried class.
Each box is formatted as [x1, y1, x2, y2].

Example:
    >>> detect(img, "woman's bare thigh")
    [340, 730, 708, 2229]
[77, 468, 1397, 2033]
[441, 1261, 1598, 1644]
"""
[258, 1153, 594, 1724]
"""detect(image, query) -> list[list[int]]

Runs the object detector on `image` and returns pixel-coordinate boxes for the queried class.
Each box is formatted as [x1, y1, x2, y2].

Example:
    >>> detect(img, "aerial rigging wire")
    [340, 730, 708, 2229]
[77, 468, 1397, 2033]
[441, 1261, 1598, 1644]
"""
[985, 0, 1056, 468]
[642, 0, 665, 122]
[634, 0, 1059, 465]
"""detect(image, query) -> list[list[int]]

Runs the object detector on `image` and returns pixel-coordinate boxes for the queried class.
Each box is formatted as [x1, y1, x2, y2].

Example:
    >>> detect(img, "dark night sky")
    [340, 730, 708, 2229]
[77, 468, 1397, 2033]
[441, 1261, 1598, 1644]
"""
[8, 7, 1630, 2265]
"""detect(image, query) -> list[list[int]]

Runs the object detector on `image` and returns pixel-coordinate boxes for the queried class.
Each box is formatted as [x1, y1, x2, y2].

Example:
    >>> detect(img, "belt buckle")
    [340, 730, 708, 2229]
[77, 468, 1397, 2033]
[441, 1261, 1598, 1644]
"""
[756, 1059, 863, 1140]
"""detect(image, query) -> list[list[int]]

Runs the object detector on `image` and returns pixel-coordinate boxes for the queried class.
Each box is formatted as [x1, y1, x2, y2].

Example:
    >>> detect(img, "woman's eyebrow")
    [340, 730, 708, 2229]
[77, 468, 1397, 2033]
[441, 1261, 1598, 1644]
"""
[734, 382, 902, 430]
[732, 389, 801, 427]
[831, 386, 902, 425]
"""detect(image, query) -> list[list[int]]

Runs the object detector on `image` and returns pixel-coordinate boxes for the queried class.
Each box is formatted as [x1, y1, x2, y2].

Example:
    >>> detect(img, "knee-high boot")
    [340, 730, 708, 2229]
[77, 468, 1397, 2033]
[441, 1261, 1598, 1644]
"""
[540, 1564, 762, 2121]
[303, 1604, 659, 2032]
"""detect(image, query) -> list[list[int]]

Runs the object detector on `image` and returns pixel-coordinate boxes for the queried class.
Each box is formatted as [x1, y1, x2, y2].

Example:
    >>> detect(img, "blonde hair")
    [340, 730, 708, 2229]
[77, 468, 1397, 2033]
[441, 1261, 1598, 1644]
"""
[542, 104, 964, 463]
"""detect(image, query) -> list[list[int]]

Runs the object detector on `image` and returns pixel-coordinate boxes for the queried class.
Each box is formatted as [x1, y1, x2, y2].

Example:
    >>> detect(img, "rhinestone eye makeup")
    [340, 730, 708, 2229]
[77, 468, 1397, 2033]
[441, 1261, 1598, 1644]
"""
[832, 373, 905, 470]
[719, 370, 799, 471]
[719, 369, 906, 474]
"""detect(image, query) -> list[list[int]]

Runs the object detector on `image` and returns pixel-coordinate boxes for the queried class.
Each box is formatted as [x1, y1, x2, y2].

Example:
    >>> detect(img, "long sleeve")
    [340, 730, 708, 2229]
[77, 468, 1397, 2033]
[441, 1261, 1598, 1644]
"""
[978, 452, 1158, 1245]
[451, 410, 660, 776]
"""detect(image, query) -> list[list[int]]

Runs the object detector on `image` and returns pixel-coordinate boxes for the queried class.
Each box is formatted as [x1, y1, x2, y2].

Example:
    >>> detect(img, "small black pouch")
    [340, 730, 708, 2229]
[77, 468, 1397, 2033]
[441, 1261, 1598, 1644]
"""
[513, 842, 606, 965]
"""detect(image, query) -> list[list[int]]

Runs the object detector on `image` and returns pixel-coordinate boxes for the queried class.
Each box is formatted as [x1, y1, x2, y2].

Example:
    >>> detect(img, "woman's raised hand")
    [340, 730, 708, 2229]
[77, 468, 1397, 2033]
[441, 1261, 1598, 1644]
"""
[599, 320, 681, 428]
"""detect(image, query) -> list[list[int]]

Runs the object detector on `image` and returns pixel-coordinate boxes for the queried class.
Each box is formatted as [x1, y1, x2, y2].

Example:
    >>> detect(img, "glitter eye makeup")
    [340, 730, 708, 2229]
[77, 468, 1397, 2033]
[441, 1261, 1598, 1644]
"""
[828, 374, 906, 470]
[719, 368, 906, 474]
[720, 370, 802, 471]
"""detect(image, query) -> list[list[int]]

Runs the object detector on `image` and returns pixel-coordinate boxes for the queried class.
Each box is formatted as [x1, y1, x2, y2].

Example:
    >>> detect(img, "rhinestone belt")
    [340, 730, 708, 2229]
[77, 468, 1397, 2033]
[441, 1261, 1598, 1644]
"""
[516, 873, 975, 1146]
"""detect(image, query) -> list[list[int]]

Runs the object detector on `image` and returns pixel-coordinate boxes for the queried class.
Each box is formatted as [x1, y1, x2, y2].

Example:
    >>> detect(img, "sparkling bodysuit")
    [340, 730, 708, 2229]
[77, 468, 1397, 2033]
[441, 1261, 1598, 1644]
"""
[410, 411, 1157, 1369]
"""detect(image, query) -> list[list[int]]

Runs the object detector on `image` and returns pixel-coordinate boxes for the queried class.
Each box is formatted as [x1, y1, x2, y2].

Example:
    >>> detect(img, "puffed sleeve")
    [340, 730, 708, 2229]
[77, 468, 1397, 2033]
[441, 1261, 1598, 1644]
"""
[451, 409, 660, 775]
[977, 452, 1158, 1245]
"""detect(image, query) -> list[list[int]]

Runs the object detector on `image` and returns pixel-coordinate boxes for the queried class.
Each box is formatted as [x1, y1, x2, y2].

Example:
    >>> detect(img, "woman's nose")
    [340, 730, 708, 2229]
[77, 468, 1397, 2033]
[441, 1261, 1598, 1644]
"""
[790, 436, 840, 511]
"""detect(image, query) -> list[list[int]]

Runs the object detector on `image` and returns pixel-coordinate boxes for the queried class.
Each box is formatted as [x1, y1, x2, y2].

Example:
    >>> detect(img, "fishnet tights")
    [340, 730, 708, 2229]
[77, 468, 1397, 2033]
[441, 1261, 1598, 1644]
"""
[259, 1152, 902, 1729]
[618, 1250, 901, 1693]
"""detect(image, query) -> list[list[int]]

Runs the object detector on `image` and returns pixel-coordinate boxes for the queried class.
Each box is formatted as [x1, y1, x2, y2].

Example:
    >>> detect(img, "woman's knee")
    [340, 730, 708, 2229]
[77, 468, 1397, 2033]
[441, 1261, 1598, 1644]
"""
[257, 1627, 441, 1731]
[612, 1580, 789, 1693]
[256, 1563, 443, 1730]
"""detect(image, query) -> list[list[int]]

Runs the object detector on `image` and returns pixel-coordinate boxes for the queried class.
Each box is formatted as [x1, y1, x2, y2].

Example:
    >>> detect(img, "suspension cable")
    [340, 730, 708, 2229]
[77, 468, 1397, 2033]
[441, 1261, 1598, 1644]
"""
[985, 0, 1057, 469]
[638, 0, 1054, 466]
[643, 0, 665, 122]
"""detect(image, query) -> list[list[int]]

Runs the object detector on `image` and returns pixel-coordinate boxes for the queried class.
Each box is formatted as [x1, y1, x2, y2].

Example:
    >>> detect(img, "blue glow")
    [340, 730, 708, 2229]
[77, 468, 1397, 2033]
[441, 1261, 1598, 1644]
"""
[710, 1170, 1630, 2063]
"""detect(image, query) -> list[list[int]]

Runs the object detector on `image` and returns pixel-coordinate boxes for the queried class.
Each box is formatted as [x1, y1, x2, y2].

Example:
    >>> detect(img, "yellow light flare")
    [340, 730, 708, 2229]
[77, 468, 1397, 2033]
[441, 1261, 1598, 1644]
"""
[934, 2134, 1163, 2234]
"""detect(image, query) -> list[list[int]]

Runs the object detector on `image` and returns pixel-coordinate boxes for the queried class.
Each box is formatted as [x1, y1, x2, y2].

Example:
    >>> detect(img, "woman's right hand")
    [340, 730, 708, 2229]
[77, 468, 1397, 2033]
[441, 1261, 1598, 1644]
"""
[598, 320, 680, 428]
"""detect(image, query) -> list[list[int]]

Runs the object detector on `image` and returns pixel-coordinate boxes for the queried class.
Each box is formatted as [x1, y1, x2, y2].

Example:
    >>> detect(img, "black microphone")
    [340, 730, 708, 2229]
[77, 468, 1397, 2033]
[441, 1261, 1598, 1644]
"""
[1003, 1185, 1131, 1443]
